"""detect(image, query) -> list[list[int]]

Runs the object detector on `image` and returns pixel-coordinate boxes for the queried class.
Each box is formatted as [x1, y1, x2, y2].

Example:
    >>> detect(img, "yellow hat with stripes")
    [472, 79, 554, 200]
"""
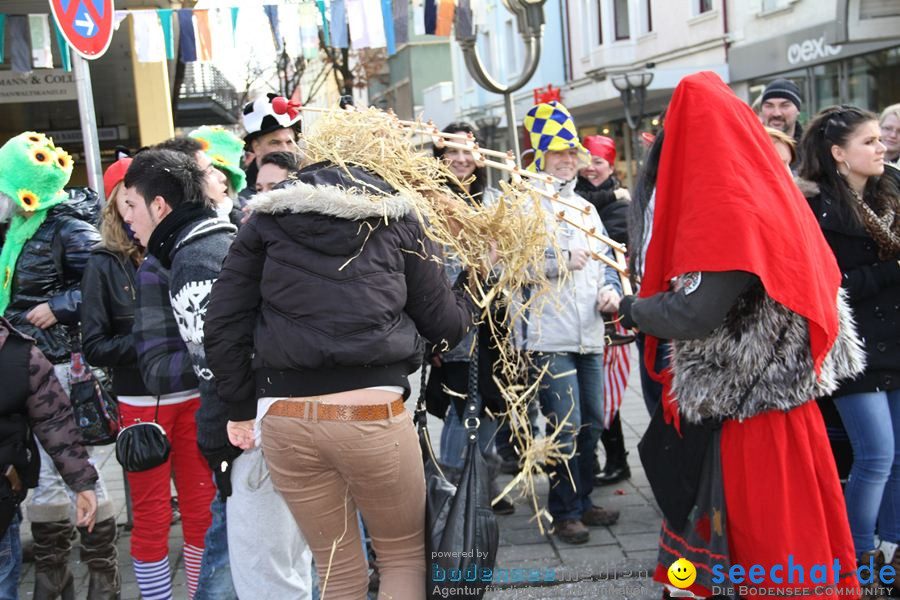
[523, 101, 588, 172]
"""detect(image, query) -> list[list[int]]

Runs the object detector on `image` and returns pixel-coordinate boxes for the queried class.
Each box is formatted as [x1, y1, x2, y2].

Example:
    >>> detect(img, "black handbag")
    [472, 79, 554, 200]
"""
[416, 347, 499, 600]
[115, 397, 170, 472]
[638, 324, 789, 530]
[67, 352, 119, 446]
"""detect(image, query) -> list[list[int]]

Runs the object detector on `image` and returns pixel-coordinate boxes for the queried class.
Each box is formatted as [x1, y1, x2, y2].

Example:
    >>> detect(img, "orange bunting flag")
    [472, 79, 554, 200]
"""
[434, 0, 455, 36]
[194, 9, 213, 61]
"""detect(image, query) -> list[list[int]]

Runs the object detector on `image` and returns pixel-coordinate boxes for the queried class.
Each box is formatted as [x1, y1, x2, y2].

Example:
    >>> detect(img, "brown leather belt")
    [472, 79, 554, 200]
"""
[267, 398, 406, 421]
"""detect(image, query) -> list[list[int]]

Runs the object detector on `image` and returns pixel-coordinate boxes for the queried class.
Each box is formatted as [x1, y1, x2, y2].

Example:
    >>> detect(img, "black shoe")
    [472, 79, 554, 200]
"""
[595, 463, 631, 486]
[492, 497, 515, 515]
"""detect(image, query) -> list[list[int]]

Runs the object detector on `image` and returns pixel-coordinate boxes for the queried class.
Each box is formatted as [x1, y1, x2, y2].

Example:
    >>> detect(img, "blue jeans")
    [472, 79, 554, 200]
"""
[0, 511, 21, 600]
[834, 388, 900, 556]
[440, 402, 498, 470]
[534, 352, 604, 521]
[194, 492, 237, 599]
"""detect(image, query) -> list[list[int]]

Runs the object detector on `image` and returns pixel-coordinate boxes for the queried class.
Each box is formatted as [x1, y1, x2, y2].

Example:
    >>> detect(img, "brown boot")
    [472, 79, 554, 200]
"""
[555, 519, 589, 544]
[78, 517, 120, 600]
[581, 505, 620, 527]
[858, 549, 887, 597]
[31, 520, 75, 600]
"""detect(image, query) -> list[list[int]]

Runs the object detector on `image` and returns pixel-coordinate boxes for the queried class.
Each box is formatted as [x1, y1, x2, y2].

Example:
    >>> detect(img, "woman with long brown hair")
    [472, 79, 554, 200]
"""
[81, 158, 214, 600]
[798, 105, 900, 588]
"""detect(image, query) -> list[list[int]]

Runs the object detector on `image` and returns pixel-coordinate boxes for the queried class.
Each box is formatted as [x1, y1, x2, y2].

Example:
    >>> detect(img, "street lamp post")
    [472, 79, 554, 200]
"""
[610, 71, 654, 131]
[609, 70, 654, 189]
[455, 0, 547, 158]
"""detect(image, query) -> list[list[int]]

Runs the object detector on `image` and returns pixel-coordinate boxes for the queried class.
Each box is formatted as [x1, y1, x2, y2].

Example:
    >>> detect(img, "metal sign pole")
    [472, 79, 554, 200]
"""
[73, 54, 105, 204]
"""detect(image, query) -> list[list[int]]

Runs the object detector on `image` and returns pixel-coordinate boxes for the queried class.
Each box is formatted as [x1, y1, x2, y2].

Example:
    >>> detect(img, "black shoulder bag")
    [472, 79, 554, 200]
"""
[638, 324, 789, 531]
[416, 344, 499, 600]
[115, 396, 171, 472]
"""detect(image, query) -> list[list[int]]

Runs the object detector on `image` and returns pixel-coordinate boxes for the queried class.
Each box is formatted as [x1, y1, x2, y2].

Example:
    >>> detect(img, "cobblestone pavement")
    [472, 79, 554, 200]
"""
[17, 345, 663, 599]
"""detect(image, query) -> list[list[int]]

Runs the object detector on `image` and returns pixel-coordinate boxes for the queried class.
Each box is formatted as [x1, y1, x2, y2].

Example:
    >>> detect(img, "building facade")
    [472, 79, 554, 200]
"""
[727, 0, 900, 119]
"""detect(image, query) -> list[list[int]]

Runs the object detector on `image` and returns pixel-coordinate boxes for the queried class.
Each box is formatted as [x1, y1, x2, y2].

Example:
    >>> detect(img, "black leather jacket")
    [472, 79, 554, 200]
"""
[2, 189, 101, 363]
[81, 246, 148, 396]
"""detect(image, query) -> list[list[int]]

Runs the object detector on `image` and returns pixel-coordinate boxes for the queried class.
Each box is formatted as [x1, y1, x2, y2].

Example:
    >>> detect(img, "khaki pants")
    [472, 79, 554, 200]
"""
[261, 409, 425, 600]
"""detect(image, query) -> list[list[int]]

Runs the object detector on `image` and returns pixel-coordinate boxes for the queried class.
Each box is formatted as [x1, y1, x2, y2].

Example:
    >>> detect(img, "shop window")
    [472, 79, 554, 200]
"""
[849, 48, 900, 113]
[614, 0, 630, 40]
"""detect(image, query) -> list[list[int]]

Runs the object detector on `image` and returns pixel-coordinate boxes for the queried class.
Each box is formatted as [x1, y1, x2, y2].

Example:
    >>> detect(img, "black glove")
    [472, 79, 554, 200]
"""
[619, 295, 638, 330]
[201, 443, 244, 501]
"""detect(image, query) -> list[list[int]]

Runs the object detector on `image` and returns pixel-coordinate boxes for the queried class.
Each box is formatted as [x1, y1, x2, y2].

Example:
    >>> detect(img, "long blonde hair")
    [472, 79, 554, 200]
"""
[100, 183, 142, 266]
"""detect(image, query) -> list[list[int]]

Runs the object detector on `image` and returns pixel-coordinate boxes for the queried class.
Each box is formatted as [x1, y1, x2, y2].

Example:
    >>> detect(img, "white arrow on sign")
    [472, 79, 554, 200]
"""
[75, 14, 95, 36]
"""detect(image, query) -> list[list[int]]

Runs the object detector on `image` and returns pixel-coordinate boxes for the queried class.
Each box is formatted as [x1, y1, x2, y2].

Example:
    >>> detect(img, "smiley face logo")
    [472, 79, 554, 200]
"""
[667, 558, 697, 589]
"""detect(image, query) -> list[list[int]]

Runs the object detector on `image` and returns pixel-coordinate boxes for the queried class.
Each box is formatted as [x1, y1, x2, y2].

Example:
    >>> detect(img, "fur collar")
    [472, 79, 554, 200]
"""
[794, 177, 820, 198]
[248, 180, 414, 221]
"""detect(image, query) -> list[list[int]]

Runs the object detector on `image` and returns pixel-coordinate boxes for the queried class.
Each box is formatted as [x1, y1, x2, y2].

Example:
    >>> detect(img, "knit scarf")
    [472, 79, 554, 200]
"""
[0, 209, 50, 313]
[147, 202, 215, 269]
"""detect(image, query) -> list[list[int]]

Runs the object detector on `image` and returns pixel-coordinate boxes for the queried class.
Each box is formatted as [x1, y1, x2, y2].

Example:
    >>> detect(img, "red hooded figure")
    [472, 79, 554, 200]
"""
[622, 72, 864, 598]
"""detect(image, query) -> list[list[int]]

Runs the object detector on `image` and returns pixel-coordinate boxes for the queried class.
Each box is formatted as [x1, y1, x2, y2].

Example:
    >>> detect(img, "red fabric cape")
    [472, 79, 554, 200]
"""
[641, 72, 841, 416]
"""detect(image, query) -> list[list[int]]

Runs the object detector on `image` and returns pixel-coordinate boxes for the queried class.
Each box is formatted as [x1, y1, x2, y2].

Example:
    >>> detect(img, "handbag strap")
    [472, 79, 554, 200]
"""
[732, 323, 790, 417]
[463, 343, 481, 443]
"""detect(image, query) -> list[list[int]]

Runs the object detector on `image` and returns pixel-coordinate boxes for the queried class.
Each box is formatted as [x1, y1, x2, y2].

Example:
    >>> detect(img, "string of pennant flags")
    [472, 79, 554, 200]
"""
[0, 0, 486, 75]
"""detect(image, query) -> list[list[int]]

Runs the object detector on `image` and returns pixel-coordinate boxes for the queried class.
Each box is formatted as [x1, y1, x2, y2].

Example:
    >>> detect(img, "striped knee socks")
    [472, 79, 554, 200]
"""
[183, 543, 204, 598]
[132, 557, 173, 600]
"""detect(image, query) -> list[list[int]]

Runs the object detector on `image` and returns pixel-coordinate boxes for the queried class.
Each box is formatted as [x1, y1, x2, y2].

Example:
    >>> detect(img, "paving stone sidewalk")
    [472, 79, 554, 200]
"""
[17, 345, 664, 599]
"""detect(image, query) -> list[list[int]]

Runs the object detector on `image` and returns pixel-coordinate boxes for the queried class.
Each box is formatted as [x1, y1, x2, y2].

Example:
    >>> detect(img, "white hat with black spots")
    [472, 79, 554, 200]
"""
[242, 93, 302, 143]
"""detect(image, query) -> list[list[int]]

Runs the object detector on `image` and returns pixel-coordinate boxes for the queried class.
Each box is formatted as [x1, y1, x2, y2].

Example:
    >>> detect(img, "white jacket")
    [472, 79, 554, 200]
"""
[516, 180, 622, 354]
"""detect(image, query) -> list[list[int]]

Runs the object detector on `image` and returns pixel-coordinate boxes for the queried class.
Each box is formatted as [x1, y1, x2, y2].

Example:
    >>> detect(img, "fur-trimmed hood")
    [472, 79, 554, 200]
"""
[248, 162, 414, 220]
[794, 177, 820, 199]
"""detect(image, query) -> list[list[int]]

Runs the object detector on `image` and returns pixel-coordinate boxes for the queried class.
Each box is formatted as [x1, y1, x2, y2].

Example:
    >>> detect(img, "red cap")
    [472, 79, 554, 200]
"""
[103, 158, 132, 199]
[582, 135, 616, 164]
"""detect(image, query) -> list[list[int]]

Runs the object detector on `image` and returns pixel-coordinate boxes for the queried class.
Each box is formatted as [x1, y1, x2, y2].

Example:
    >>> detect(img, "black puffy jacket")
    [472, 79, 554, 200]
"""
[205, 163, 476, 421]
[81, 247, 148, 396]
[3, 189, 101, 363]
[802, 179, 900, 395]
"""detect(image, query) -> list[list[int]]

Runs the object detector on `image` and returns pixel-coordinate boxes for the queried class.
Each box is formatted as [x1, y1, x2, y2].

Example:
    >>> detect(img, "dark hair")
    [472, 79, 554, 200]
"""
[433, 121, 487, 201]
[628, 128, 665, 278]
[154, 137, 203, 158]
[123, 149, 206, 210]
[798, 105, 899, 239]
[260, 150, 302, 173]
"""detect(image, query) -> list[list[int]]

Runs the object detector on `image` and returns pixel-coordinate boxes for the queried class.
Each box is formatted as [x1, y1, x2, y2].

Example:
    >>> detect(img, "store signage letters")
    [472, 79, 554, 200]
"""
[0, 70, 77, 104]
[787, 36, 843, 65]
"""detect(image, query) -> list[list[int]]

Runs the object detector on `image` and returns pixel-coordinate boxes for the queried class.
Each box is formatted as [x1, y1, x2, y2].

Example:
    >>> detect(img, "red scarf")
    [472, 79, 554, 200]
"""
[641, 72, 841, 429]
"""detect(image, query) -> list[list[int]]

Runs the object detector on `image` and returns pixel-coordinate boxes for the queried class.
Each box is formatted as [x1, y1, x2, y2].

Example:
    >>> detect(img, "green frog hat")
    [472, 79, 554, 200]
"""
[189, 126, 247, 193]
[0, 131, 74, 312]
